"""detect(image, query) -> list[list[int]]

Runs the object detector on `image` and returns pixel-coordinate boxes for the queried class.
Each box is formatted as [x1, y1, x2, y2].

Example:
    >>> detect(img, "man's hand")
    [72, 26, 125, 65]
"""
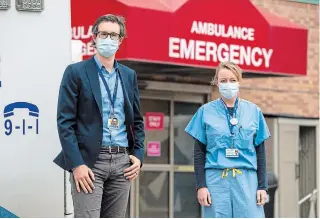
[197, 187, 211, 207]
[257, 190, 267, 206]
[73, 165, 95, 194]
[124, 155, 141, 181]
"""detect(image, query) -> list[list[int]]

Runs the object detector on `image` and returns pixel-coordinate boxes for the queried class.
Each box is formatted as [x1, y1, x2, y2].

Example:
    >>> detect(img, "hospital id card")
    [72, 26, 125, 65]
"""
[226, 149, 239, 158]
[108, 117, 119, 129]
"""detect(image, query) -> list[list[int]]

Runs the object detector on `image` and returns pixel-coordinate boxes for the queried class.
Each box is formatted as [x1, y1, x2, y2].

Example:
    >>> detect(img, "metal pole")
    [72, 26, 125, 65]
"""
[64, 171, 74, 218]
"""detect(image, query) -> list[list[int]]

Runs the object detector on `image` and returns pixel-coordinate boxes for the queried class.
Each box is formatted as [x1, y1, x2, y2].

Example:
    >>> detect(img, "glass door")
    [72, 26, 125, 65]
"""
[138, 91, 172, 218]
[133, 90, 206, 218]
[173, 101, 202, 218]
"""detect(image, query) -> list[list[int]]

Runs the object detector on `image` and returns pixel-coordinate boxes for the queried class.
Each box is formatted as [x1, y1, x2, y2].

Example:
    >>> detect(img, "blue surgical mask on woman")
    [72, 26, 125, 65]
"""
[219, 82, 239, 99]
[96, 38, 119, 57]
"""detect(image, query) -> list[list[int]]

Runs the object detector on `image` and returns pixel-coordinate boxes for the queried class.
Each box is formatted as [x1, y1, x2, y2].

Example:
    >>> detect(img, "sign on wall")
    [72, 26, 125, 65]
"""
[169, 22, 273, 68]
[147, 141, 161, 157]
[71, 0, 308, 76]
[145, 112, 164, 131]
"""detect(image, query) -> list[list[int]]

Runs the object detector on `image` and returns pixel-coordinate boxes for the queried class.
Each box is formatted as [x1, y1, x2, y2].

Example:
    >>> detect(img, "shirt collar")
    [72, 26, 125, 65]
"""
[94, 55, 119, 72]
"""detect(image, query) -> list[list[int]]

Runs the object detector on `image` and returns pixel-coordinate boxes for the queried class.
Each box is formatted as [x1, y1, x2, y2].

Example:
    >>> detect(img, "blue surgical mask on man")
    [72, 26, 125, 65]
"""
[96, 37, 119, 57]
[219, 82, 239, 99]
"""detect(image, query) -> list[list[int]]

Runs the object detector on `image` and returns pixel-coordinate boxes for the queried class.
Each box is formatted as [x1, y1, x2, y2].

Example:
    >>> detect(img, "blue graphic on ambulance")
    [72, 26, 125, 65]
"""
[3, 102, 39, 136]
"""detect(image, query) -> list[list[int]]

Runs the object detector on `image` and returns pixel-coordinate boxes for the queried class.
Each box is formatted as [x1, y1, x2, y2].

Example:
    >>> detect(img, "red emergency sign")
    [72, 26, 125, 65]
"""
[71, 0, 308, 76]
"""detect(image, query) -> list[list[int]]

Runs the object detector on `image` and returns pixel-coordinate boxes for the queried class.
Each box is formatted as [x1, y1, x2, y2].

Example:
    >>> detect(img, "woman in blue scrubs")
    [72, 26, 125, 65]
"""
[185, 61, 270, 218]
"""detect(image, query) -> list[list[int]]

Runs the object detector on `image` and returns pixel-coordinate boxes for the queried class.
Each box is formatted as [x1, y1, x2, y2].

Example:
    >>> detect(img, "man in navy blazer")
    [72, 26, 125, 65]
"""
[53, 14, 145, 218]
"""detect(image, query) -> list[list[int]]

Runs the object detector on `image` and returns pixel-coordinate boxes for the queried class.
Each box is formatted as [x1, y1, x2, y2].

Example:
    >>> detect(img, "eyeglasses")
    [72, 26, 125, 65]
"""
[95, 31, 121, 40]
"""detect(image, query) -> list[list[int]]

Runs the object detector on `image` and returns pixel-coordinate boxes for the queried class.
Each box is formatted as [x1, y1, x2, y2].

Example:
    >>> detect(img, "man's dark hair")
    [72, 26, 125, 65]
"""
[91, 14, 126, 47]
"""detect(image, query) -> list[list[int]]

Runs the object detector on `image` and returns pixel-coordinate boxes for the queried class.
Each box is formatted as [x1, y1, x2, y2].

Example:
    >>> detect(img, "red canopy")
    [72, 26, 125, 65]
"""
[71, 0, 308, 76]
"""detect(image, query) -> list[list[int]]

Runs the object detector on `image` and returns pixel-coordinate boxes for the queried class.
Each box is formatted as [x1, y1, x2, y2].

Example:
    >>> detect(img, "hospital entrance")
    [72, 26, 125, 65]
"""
[124, 84, 319, 218]
[127, 87, 210, 218]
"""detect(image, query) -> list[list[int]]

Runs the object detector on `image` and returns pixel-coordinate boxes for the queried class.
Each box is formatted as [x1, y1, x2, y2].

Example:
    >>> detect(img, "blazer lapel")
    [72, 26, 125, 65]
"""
[86, 57, 103, 117]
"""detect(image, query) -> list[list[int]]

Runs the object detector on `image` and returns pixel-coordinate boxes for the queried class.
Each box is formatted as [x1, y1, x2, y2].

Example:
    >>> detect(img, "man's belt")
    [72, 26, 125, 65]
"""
[101, 145, 128, 154]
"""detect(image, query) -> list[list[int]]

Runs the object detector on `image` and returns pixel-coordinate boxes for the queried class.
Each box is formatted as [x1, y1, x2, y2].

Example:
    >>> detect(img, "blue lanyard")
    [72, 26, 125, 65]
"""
[96, 64, 119, 114]
[220, 98, 239, 135]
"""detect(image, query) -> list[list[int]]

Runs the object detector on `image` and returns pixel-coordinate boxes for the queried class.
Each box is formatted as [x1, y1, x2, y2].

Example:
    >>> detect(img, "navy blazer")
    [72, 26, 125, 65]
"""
[53, 57, 145, 171]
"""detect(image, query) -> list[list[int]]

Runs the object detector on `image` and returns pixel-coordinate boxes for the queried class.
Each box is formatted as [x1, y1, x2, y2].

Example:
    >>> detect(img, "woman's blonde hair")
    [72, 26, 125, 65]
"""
[211, 61, 243, 85]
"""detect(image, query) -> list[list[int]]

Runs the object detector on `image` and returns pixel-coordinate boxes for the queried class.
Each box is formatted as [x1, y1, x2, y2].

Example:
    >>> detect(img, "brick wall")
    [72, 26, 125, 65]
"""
[212, 0, 319, 118]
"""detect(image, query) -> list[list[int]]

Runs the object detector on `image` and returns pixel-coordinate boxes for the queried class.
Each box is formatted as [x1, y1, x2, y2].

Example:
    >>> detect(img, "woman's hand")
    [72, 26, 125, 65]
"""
[197, 187, 211, 206]
[257, 190, 267, 206]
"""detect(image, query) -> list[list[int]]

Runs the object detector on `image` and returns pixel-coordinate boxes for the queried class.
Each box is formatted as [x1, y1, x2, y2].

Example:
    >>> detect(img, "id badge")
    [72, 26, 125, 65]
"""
[108, 117, 119, 129]
[226, 149, 239, 158]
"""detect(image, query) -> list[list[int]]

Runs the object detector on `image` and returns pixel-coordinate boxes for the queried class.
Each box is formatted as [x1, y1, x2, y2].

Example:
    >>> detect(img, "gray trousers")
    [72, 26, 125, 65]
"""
[70, 150, 131, 218]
